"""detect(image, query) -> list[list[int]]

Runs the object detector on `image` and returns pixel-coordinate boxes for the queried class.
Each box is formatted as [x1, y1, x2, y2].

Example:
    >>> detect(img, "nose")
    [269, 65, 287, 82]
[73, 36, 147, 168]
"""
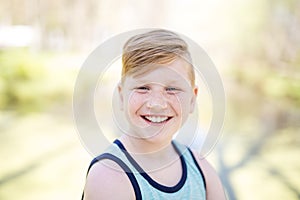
[146, 91, 167, 110]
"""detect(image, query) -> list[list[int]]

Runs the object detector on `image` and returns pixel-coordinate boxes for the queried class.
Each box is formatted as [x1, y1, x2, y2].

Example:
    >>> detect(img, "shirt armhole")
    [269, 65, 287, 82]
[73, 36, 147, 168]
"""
[187, 148, 207, 190]
[82, 153, 142, 200]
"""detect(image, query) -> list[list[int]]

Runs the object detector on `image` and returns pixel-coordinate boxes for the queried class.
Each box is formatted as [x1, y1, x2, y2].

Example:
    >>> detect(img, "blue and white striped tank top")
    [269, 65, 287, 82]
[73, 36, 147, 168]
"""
[83, 140, 206, 200]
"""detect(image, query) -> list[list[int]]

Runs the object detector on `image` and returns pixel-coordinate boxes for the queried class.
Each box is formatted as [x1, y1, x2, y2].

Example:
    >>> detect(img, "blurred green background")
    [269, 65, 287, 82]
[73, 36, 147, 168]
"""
[0, 0, 299, 199]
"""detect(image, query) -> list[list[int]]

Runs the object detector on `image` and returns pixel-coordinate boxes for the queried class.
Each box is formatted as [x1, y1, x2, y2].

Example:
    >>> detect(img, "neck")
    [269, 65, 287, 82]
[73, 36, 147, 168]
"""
[119, 135, 179, 172]
[119, 134, 175, 157]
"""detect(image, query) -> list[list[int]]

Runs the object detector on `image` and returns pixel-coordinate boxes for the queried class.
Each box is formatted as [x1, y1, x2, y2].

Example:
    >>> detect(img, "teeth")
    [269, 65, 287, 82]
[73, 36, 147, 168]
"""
[145, 116, 168, 123]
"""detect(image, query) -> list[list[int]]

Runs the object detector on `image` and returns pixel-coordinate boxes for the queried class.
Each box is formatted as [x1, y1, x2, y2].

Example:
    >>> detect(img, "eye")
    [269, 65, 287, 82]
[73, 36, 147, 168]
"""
[137, 86, 149, 90]
[166, 87, 180, 94]
[135, 86, 150, 93]
[166, 87, 176, 91]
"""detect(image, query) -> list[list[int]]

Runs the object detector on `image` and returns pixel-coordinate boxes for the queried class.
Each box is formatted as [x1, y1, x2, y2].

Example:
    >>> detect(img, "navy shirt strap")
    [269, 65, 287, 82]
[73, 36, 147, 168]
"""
[187, 148, 207, 190]
[82, 153, 142, 200]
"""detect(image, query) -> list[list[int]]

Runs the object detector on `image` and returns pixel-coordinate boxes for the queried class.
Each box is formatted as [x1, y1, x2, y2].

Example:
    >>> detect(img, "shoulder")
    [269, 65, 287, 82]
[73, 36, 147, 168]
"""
[190, 149, 227, 200]
[83, 159, 135, 200]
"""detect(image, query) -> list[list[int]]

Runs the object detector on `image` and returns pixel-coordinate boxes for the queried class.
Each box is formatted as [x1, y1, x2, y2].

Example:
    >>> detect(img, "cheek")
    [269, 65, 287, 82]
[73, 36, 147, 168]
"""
[168, 95, 183, 112]
[126, 93, 145, 113]
[170, 94, 191, 113]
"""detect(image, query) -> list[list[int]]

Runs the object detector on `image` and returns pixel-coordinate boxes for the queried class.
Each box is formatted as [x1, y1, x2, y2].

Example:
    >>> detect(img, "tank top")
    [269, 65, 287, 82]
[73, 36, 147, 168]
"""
[82, 139, 206, 200]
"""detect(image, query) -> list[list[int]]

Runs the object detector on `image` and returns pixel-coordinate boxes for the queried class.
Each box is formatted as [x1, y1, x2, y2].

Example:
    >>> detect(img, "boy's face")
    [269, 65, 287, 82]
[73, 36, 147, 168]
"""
[118, 58, 198, 142]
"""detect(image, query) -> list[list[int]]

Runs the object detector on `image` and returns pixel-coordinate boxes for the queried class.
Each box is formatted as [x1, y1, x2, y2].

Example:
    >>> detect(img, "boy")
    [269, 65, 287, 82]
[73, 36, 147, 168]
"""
[82, 29, 226, 199]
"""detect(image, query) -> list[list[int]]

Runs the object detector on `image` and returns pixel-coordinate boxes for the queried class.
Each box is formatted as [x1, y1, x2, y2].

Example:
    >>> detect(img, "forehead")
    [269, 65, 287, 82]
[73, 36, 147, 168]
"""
[124, 58, 192, 86]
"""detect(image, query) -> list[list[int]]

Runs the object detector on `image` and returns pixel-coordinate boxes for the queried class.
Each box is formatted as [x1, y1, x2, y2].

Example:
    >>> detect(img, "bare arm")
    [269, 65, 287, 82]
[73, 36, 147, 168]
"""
[83, 160, 135, 200]
[192, 150, 227, 200]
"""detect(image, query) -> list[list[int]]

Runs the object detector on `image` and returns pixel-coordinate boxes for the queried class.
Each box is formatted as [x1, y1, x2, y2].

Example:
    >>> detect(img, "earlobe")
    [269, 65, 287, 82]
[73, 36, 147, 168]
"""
[190, 86, 198, 113]
[118, 83, 124, 111]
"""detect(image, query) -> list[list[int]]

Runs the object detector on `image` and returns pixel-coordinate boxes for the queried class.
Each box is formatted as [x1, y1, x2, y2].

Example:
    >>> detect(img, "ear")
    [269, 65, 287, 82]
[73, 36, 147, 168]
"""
[118, 83, 124, 111]
[189, 86, 198, 113]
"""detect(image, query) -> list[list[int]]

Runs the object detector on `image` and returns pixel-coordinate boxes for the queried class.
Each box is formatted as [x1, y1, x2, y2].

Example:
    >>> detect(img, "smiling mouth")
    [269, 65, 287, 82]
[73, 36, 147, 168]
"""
[141, 115, 173, 124]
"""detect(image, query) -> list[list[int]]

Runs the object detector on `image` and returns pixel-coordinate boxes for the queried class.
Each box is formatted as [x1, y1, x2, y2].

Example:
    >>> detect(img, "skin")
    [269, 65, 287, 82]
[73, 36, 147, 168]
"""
[84, 58, 226, 200]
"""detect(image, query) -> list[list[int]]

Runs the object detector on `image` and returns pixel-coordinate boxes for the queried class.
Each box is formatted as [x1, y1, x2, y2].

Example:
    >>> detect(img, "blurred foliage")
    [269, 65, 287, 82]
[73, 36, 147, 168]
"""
[0, 49, 76, 113]
[233, 65, 300, 106]
[224, 0, 300, 137]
